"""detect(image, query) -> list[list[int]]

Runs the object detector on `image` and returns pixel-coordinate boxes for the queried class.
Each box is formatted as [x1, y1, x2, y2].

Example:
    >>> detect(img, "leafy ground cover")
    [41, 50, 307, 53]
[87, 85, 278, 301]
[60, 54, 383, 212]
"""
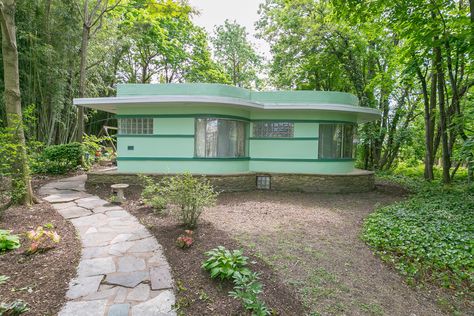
[364, 173, 473, 314]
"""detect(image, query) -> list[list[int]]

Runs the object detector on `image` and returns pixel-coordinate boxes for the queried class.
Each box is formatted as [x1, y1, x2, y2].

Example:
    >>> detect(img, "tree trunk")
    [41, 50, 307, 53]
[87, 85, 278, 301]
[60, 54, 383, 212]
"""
[470, 0, 474, 23]
[417, 59, 436, 181]
[0, 0, 35, 205]
[76, 0, 90, 143]
[435, 46, 451, 183]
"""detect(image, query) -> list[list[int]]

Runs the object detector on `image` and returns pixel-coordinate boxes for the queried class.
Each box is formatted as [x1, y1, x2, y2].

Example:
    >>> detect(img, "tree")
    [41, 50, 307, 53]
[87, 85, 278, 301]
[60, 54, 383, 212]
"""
[75, 0, 121, 142]
[212, 20, 262, 88]
[114, 0, 228, 84]
[0, 0, 35, 205]
[257, 0, 418, 170]
[334, 0, 473, 183]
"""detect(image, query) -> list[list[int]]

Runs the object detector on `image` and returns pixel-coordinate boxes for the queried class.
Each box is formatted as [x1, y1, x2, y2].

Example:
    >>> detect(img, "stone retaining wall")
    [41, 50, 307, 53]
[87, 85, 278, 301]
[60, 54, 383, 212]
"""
[87, 170, 375, 193]
[270, 173, 375, 193]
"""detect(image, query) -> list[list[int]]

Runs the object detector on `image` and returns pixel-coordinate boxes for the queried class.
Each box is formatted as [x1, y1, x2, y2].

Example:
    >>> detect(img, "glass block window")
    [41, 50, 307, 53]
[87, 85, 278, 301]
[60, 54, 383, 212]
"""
[118, 118, 153, 135]
[318, 124, 356, 159]
[253, 122, 294, 138]
[195, 118, 247, 158]
[256, 176, 271, 189]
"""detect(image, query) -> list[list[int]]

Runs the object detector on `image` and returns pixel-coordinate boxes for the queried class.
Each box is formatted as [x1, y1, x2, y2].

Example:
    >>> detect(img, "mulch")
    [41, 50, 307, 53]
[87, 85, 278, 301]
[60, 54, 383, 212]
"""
[0, 177, 81, 316]
[88, 183, 306, 316]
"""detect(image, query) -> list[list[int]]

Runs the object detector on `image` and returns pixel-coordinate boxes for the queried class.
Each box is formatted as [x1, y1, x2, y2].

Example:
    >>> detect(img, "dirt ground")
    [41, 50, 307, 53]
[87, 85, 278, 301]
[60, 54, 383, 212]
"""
[201, 184, 450, 316]
[0, 179, 81, 315]
[90, 180, 464, 316]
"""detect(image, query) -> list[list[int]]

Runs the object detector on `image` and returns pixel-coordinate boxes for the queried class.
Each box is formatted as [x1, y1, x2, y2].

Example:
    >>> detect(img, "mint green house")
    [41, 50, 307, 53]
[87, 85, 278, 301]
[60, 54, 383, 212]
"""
[75, 84, 380, 192]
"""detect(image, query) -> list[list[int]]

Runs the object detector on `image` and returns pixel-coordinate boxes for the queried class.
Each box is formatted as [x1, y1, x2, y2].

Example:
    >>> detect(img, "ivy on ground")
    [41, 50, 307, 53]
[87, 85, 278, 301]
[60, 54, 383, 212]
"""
[363, 184, 473, 295]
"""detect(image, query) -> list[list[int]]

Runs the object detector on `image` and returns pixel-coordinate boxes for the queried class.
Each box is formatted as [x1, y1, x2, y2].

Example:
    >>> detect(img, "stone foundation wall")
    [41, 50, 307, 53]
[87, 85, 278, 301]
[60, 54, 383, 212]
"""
[87, 172, 257, 192]
[86, 171, 374, 193]
[270, 173, 375, 193]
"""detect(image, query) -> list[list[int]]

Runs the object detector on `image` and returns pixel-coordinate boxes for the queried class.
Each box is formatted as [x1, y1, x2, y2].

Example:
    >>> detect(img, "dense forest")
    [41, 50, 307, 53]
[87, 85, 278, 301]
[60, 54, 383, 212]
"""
[0, 0, 473, 203]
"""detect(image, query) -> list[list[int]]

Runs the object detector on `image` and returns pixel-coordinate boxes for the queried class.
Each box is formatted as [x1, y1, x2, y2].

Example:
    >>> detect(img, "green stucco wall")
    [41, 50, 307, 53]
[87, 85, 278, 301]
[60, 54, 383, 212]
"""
[117, 160, 250, 174]
[116, 104, 357, 175]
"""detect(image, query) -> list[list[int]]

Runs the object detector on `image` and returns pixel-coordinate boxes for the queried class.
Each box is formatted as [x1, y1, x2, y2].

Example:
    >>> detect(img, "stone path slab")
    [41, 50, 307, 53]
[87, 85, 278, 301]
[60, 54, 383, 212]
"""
[41, 175, 176, 316]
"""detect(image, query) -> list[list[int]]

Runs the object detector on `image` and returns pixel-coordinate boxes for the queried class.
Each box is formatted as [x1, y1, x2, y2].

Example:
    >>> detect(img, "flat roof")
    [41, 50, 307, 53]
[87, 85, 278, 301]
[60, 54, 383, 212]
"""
[74, 83, 381, 123]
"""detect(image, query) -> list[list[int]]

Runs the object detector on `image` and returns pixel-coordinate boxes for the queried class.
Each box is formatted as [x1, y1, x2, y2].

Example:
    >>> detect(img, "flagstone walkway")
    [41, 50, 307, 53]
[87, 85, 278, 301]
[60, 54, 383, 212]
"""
[39, 175, 176, 316]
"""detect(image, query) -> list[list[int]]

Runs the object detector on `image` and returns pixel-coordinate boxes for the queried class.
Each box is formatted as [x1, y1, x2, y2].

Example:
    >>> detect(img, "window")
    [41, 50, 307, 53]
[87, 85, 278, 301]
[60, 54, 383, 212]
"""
[256, 176, 271, 189]
[253, 122, 294, 138]
[195, 118, 247, 158]
[118, 118, 153, 135]
[318, 124, 355, 159]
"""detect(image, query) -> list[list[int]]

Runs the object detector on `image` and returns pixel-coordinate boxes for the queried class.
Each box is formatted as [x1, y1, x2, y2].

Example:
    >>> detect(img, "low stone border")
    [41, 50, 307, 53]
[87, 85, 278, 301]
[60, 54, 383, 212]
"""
[39, 175, 176, 316]
[87, 169, 375, 193]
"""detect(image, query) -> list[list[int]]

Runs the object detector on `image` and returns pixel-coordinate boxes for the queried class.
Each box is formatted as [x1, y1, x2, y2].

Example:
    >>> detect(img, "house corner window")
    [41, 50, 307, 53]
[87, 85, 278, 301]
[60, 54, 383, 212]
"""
[118, 117, 153, 135]
[253, 122, 294, 138]
[195, 118, 247, 158]
[318, 124, 356, 159]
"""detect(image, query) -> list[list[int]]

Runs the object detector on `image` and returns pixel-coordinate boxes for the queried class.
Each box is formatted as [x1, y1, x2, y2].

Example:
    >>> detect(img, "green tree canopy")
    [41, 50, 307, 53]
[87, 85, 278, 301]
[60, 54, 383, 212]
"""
[212, 20, 263, 88]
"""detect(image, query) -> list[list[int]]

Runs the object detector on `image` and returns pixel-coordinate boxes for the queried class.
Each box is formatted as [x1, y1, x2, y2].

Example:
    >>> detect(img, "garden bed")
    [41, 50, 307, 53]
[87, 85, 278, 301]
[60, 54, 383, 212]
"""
[90, 180, 460, 316]
[89, 184, 305, 315]
[0, 194, 81, 315]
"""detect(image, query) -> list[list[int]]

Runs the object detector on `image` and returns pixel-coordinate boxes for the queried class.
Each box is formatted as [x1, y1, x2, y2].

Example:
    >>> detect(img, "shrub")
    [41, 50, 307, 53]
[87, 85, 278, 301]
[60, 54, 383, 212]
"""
[167, 173, 218, 228]
[139, 175, 169, 213]
[0, 230, 21, 252]
[0, 122, 29, 204]
[0, 300, 29, 315]
[34, 143, 84, 174]
[229, 272, 270, 316]
[26, 226, 61, 254]
[202, 246, 251, 280]
[82, 134, 114, 166]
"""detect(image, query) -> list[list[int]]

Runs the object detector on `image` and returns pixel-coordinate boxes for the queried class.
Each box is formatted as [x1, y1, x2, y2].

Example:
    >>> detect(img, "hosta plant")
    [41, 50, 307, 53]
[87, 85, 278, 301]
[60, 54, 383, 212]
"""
[230, 272, 270, 316]
[0, 230, 21, 252]
[0, 275, 9, 285]
[202, 246, 250, 280]
[26, 226, 61, 254]
[0, 299, 29, 315]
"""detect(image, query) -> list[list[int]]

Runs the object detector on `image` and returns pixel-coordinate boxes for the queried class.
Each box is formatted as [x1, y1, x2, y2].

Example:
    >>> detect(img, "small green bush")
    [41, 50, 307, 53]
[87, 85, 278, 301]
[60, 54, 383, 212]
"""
[139, 175, 169, 213]
[202, 246, 251, 280]
[35, 143, 84, 174]
[0, 230, 21, 252]
[167, 173, 218, 228]
[230, 272, 270, 316]
[0, 121, 29, 203]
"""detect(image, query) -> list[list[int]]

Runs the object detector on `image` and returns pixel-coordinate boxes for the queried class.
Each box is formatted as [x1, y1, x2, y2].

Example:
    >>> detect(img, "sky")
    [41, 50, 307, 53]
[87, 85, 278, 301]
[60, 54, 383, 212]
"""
[187, 0, 271, 58]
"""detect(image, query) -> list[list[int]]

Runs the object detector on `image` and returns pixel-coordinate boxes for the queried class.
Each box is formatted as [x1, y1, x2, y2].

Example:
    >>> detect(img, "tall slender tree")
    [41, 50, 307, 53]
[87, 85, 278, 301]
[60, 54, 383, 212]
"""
[0, 0, 35, 205]
[75, 0, 121, 142]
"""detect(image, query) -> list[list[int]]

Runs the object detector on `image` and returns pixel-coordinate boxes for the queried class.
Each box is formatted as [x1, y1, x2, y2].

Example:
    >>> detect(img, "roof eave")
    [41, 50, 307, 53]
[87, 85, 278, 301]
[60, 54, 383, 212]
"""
[73, 96, 381, 123]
